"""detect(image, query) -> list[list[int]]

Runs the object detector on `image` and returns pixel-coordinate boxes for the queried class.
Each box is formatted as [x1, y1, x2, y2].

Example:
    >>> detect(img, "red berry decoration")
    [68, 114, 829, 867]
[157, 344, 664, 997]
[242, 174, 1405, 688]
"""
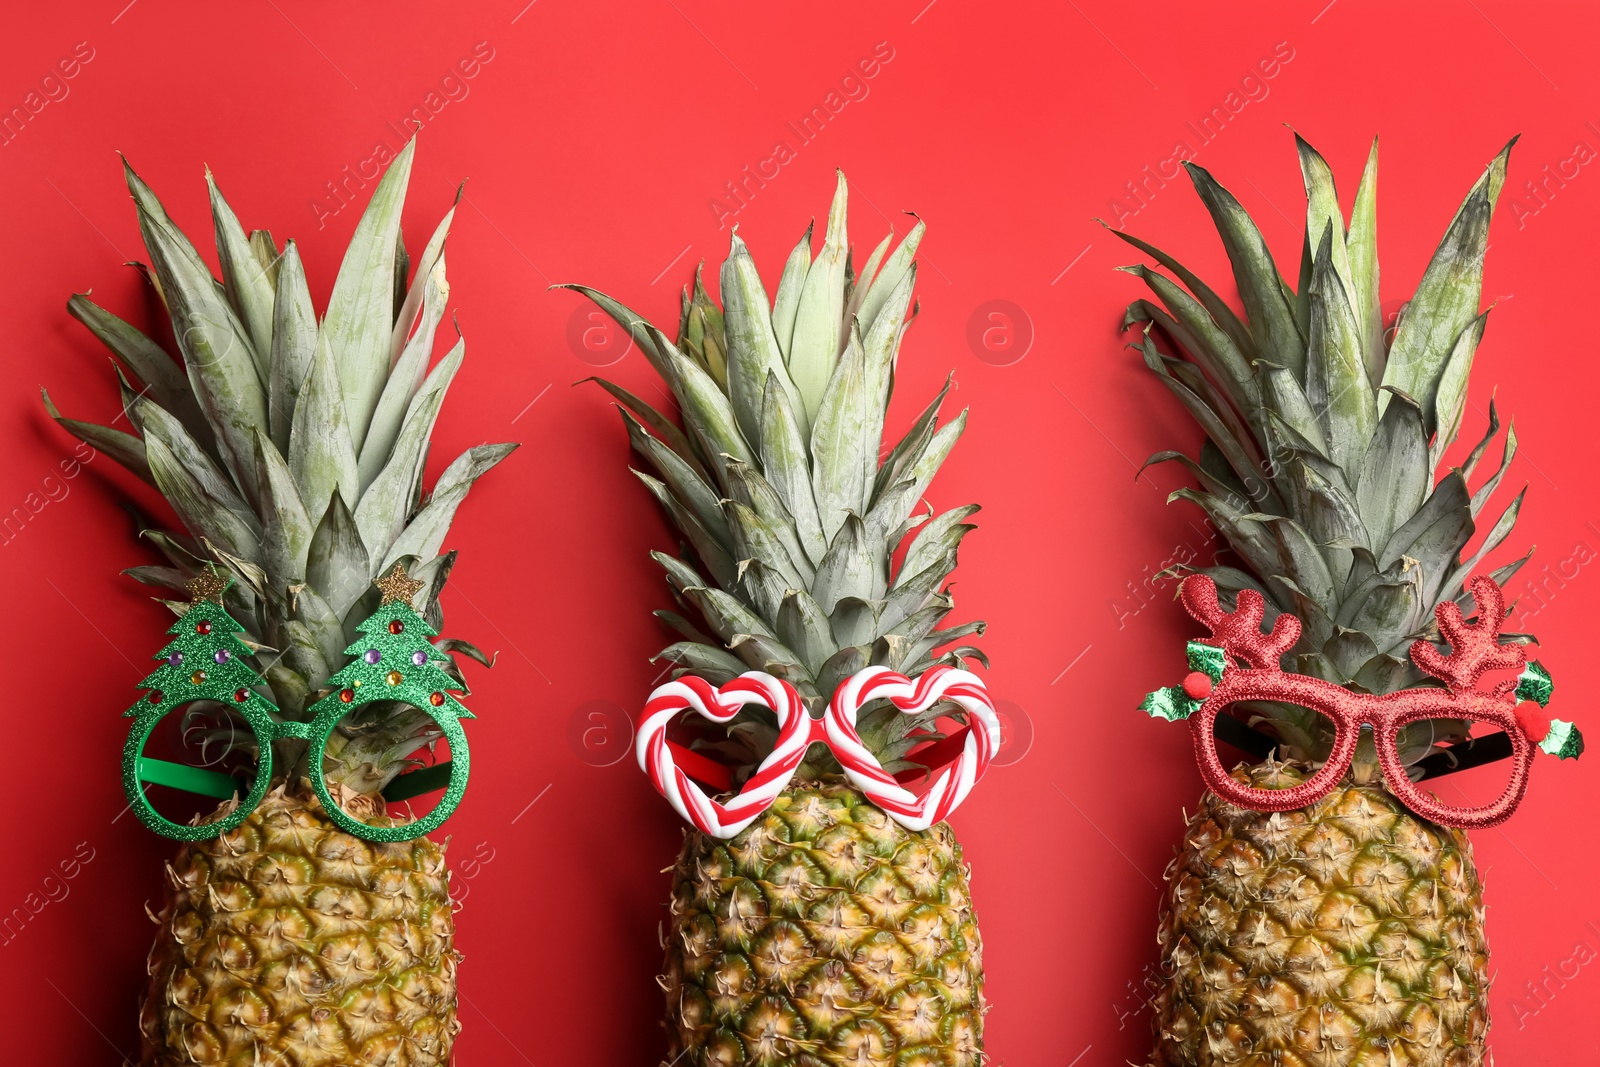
[429, 692, 445, 707]
[233, 688, 249, 703]
[1182, 671, 1214, 701]
[148, 690, 163, 704]
[339, 688, 355, 704]
[195, 620, 212, 635]
[1515, 700, 1552, 743]
[388, 619, 404, 635]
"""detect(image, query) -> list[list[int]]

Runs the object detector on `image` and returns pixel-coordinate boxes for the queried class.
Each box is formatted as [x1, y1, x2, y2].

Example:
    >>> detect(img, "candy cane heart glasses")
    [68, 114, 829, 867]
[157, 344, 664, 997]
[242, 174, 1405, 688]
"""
[635, 664, 1001, 839]
[1144, 574, 1580, 830]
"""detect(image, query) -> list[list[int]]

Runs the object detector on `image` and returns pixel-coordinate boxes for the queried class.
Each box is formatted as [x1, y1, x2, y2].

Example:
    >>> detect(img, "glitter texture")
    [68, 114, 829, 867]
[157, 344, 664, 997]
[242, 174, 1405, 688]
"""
[1146, 574, 1563, 831]
[122, 568, 475, 845]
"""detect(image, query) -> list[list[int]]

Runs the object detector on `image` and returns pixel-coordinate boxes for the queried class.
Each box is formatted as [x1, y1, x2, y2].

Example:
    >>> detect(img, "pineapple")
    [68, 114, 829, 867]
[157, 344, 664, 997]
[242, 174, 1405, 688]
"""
[1120, 135, 1524, 1065]
[47, 141, 514, 1065]
[570, 172, 988, 1066]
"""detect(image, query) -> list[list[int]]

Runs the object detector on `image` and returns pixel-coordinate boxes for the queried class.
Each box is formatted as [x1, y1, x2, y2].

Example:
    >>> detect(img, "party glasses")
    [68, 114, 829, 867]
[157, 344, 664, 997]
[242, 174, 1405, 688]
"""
[1145, 573, 1579, 830]
[637, 664, 1001, 837]
[123, 580, 470, 843]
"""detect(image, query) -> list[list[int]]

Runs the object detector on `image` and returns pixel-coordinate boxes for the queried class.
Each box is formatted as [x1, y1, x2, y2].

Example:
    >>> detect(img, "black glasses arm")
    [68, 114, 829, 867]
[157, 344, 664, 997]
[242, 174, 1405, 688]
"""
[1211, 714, 1511, 782]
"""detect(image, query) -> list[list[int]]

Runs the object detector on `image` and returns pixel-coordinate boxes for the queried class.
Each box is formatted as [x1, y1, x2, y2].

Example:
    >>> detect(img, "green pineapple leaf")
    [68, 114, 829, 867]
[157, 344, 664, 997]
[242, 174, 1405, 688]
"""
[1380, 139, 1514, 426]
[382, 441, 517, 570]
[657, 642, 746, 685]
[40, 388, 153, 485]
[128, 160, 265, 502]
[788, 171, 849, 420]
[659, 327, 754, 485]
[207, 169, 276, 371]
[267, 241, 317, 453]
[1468, 419, 1518, 518]
[724, 500, 807, 594]
[759, 373, 827, 564]
[306, 492, 371, 622]
[354, 343, 459, 556]
[848, 230, 894, 324]
[134, 396, 256, 538]
[810, 324, 872, 541]
[1295, 135, 1357, 337]
[722, 230, 802, 446]
[724, 459, 814, 585]
[626, 409, 731, 547]
[1304, 229, 1376, 473]
[1183, 161, 1307, 374]
[1345, 138, 1384, 384]
[776, 589, 834, 676]
[771, 222, 813, 358]
[636, 470, 738, 591]
[320, 137, 414, 452]
[587, 376, 708, 481]
[362, 250, 448, 489]
[144, 433, 259, 559]
[856, 218, 925, 332]
[67, 295, 211, 450]
[1429, 311, 1489, 472]
[1442, 486, 1525, 604]
[1357, 387, 1429, 551]
[289, 333, 360, 518]
[387, 196, 457, 369]
[1122, 265, 1259, 422]
[551, 284, 674, 382]
[253, 429, 313, 589]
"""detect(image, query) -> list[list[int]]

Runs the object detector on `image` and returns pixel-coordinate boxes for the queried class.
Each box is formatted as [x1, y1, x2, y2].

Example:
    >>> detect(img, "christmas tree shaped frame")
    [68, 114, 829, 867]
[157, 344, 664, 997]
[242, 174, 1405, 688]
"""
[303, 563, 473, 841]
[122, 566, 473, 843]
[122, 570, 283, 840]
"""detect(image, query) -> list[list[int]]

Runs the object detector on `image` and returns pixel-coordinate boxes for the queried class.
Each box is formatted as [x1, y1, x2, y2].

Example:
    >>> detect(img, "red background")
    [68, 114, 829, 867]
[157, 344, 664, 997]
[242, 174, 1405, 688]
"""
[3, 1, 1598, 1061]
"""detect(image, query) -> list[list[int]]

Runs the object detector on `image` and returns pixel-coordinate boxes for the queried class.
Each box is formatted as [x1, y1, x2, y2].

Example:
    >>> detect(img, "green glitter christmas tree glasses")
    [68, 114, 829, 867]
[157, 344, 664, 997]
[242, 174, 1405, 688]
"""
[122, 568, 472, 843]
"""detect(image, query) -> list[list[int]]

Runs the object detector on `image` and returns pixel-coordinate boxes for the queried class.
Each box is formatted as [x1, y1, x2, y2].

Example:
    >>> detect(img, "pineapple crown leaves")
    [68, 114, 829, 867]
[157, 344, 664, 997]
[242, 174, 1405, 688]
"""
[47, 140, 516, 746]
[563, 171, 985, 767]
[1118, 134, 1530, 729]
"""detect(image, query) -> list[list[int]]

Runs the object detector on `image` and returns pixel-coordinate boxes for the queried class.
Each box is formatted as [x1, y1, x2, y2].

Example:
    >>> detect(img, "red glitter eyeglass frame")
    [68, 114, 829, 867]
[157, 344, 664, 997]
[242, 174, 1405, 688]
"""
[1175, 574, 1537, 830]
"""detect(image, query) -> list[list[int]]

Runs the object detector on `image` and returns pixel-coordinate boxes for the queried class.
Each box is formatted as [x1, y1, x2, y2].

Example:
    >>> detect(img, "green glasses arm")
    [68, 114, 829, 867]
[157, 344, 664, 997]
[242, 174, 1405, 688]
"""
[136, 757, 245, 799]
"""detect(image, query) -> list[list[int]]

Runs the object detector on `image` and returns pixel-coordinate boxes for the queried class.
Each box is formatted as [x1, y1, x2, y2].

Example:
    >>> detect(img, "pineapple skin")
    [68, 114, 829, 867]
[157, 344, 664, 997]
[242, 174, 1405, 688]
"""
[139, 788, 460, 1066]
[662, 780, 986, 1066]
[1150, 763, 1489, 1066]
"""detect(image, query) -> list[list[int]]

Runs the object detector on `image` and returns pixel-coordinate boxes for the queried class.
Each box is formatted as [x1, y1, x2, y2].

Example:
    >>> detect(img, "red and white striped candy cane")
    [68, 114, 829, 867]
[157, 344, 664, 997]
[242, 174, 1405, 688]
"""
[823, 665, 1000, 831]
[635, 672, 814, 839]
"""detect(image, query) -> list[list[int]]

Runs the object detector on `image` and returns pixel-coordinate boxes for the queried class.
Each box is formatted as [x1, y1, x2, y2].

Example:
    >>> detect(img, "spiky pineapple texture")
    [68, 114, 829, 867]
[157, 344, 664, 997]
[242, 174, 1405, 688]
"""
[664, 782, 984, 1067]
[47, 140, 515, 793]
[1122, 135, 1526, 764]
[570, 172, 985, 779]
[1150, 761, 1488, 1066]
[140, 786, 461, 1066]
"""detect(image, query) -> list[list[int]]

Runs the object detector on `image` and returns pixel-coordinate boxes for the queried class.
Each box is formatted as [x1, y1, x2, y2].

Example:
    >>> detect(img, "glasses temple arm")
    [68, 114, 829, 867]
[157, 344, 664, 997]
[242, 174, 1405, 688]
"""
[1410, 730, 1514, 781]
[1209, 713, 1513, 782]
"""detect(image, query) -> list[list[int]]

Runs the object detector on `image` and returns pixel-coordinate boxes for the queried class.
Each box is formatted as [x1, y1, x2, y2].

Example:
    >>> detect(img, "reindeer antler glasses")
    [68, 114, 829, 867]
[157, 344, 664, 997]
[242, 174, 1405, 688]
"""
[1143, 574, 1581, 830]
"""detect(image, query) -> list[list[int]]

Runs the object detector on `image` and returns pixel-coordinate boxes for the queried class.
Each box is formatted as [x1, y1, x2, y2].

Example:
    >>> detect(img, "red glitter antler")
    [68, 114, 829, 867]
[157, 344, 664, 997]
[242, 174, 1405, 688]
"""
[1179, 577, 1300, 670]
[1409, 575, 1526, 694]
